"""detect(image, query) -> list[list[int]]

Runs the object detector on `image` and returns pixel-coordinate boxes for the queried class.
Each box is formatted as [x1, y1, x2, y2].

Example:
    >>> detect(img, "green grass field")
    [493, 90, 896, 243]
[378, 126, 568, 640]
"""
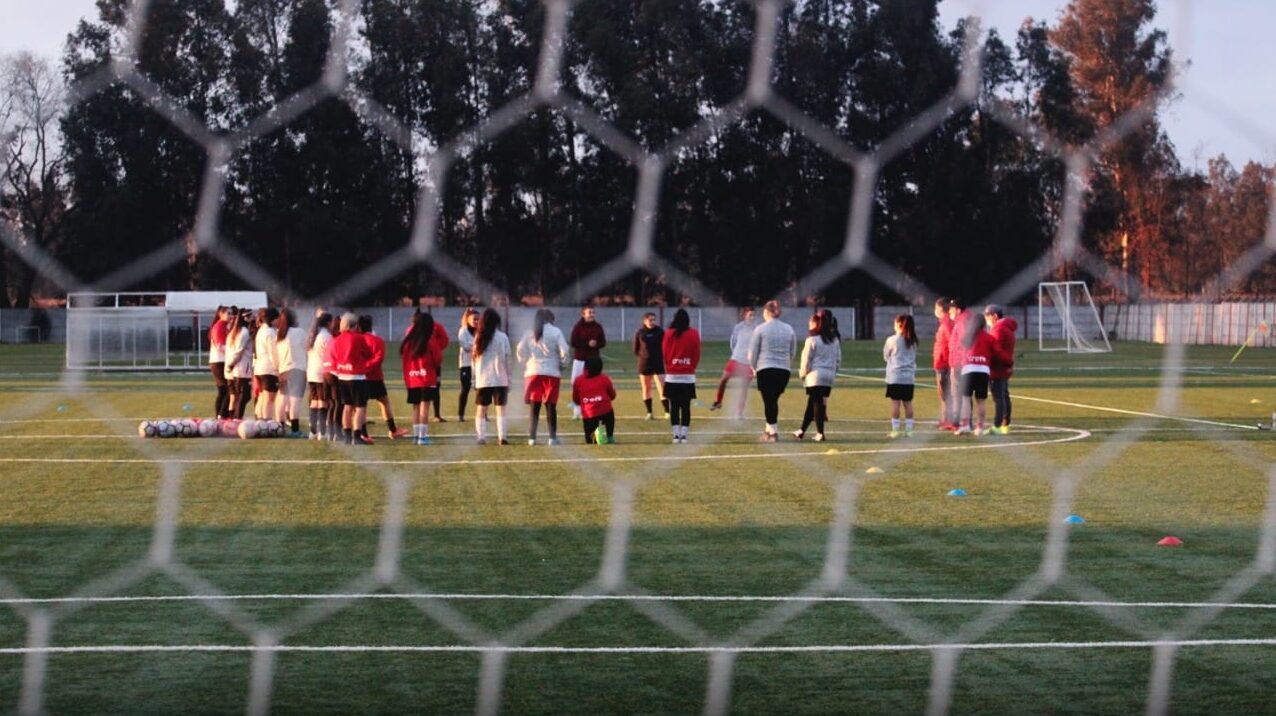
[1, 340, 1275, 714]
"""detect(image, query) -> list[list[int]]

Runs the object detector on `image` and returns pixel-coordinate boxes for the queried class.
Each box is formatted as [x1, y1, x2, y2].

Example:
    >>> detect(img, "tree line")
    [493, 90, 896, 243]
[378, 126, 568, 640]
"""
[0, 0, 1272, 310]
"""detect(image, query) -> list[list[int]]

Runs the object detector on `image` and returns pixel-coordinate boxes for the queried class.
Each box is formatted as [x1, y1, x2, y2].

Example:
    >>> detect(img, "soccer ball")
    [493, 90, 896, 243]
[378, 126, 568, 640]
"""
[138, 421, 157, 438]
[157, 420, 178, 438]
[197, 419, 218, 438]
[178, 419, 197, 437]
[237, 419, 259, 439]
[219, 419, 241, 438]
[262, 420, 284, 438]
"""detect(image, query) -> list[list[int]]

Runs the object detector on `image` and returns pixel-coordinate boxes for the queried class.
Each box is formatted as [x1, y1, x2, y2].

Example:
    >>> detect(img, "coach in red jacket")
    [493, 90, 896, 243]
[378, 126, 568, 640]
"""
[986, 304, 1018, 435]
[932, 298, 954, 428]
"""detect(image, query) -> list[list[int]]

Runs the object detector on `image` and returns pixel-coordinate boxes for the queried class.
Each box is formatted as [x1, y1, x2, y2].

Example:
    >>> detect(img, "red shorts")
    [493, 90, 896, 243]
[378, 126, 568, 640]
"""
[524, 375, 562, 404]
[722, 359, 754, 379]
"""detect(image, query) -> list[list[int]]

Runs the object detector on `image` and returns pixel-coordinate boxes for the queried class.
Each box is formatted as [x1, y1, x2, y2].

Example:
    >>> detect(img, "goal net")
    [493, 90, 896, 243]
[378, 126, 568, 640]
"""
[1037, 281, 1112, 353]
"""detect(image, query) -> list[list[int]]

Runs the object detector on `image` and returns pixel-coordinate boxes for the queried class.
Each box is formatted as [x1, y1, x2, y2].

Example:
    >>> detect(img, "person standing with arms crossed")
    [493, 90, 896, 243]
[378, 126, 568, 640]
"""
[568, 306, 606, 420]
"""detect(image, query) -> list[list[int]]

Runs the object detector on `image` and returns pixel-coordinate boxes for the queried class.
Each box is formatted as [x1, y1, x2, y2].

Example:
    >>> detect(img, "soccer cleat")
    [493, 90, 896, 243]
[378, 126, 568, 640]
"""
[499, 438, 510, 446]
[954, 425, 971, 436]
[388, 428, 409, 440]
[547, 438, 561, 446]
[709, 401, 722, 411]
[904, 429, 914, 438]
[672, 437, 681, 444]
[528, 438, 537, 446]
[433, 416, 448, 423]
[999, 425, 1011, 435]
[812, 433, 826, 442]
[645, 413, 653, 421]
[358, 434, 375, 445]
[888, 430, 900, 439]
[476, 437, 487, 445]
[759, 432, 777, 443]
[793, 429, 805, 440]
[416, 436, 432, 446]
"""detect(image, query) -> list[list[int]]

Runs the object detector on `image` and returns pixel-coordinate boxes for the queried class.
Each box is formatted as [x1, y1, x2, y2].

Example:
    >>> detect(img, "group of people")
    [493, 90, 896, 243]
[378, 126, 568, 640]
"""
[206, 298, 1017, 446]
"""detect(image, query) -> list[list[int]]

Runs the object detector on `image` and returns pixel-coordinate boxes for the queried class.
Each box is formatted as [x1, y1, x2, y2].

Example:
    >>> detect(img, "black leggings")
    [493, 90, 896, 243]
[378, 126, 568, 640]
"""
[458, 367, 473, 420]
[583, 411, 615, 443]
[529, 402, 558, 441]
[233, 378, 252, 419]
[665, 383, 694, 428]
[211, 363, 228, 418]
[801, 386, 831, 434]
[991, 378, 1012, 427]
[756, 368, 791, 425]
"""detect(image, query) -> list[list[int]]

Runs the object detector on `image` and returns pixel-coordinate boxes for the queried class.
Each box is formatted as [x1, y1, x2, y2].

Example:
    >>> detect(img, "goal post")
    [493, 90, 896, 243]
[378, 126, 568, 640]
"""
[1037, 281, 1112, 353]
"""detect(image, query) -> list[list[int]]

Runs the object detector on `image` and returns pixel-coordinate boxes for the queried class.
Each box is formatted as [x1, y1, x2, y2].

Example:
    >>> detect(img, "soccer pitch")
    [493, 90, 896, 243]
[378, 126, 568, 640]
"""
[1, 341, 1275, 714]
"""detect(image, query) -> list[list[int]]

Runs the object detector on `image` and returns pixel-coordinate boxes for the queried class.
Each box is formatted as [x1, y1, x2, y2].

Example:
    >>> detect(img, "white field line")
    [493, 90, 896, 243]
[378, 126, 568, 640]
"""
[2, 639, 1276, 656]
[0, 424, 1090, 466]
[2, 592, 1275, 611]
[0, 428, 1065, 440]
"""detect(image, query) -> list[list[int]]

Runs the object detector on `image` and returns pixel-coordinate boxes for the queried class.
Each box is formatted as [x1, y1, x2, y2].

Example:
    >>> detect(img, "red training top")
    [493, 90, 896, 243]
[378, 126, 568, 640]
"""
[990, 317, 1018, 380]
[361, 332, 387, 381]
[932, 315, 952, 370]
[330, 331, 372, 377]
[402, 338, 443, 389]
[661, 328, 701, 377]
[964, 329, 996, 370]
[948, 310, 976, 371]
[572, 373, 616, 418]
[570, 320, 607, 361]
[209, 319, 228, 351]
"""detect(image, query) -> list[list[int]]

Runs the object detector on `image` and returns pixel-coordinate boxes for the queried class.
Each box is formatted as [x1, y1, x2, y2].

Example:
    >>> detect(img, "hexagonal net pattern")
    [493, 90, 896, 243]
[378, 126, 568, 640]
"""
[2, 1, 1276, 715]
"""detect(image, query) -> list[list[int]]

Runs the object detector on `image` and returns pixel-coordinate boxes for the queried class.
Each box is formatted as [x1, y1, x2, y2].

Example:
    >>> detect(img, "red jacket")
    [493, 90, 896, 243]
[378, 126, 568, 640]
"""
[661, 328, 701, 376]
[948, 310, 976, 371]
[209, 319, 228, 350]
[990, 317, 1018, 380]
[572, 373, 616, 418]
[570, 320, 607, 361]
[932, 315, 952, 370]
[432, 321, 450, 355]
[330, 331, 373, 377]
[361, 332, 387, 381]
[401, 339, 443, 389]
[964, 329, 996, 370]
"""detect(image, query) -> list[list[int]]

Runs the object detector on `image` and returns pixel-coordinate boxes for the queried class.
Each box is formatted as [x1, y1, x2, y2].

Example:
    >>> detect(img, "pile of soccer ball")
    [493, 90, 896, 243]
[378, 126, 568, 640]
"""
[137, 418, 288, 439]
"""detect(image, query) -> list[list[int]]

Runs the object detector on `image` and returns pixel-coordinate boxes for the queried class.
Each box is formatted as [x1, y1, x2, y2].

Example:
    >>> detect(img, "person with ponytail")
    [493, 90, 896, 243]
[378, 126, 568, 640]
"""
[516, 308, 569, 445]
[795, 309, 842, 442]
[472, 308, 512, 445]
[274, 308, 307, 436]
[456, 308, 479, 421]
[305, 312, 334, 440]
[883, 313, 918, 438]
[661, 308, 701, 444]
[401, 311, 443, 445]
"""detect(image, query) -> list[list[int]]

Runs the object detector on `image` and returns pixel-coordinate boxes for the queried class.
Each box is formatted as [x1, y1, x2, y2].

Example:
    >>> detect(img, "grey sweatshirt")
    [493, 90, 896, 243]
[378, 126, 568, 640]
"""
[749, 318, 796, 372]
[883, 334, 917, 385]
[800, 336, 842, 387]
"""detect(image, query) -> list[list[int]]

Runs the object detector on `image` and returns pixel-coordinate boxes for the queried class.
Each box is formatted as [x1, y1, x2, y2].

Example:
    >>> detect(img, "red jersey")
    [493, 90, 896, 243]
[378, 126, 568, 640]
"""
[990, 317, 1018, 379]
[570, 320, 607, 361]
[401, 340, 443, 389]
[572, 373, 616, 418]
[330, 331, 372, 377]
[361, 332, 387, 381]
[932, 315, 952, 370]
[964, 329, 996, 370]
[948, 310, 976, 371]
[209, 319, 228, 349]
[661, 328, 701, 377]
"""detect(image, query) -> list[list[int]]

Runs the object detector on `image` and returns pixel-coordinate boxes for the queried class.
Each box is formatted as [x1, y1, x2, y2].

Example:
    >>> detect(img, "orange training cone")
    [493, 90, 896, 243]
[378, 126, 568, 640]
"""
[1157, 536, 1183, 547]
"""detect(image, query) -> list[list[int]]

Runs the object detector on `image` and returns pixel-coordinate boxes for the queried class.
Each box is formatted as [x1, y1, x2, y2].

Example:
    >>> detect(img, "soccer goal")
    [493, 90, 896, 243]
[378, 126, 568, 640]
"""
[1037, 281, 1112, 353]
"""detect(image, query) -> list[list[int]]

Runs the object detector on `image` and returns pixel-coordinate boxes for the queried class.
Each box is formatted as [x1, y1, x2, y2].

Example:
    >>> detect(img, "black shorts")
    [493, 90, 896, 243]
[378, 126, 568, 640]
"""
[961, 372, 990, 399]
[257, 374, 279, 392]
[337, 379, 370, 407]
[477, 387, 509, 407]
[664, 382, 696, 401]
[407, 387, 439, 405]
[366, 380, 388, 401]
[308, 381, 326, 402]
[637, 359, 664, 376]
[756, 368, 791, 396]
[885, 384, 915, 401]
[210, 362, 227, 387]
[806, 385, 832, 399]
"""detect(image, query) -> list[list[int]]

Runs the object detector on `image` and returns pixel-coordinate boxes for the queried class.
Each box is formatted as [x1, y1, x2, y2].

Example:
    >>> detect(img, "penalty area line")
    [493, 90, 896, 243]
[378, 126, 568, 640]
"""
[3, 638, 1276, 655]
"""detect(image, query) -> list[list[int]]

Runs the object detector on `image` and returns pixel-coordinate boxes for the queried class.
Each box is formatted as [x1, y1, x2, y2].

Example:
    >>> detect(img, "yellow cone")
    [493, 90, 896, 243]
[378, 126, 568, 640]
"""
[866, 466, 884, 474]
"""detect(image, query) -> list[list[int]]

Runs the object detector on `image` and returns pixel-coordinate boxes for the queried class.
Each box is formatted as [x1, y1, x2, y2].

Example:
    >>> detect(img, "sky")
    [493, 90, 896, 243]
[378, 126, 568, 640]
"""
[2, 0, 1273, 169]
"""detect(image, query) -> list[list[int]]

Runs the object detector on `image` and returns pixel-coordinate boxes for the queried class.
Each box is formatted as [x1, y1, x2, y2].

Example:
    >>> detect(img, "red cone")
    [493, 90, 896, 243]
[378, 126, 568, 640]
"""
[1157, 536, 1183, 547]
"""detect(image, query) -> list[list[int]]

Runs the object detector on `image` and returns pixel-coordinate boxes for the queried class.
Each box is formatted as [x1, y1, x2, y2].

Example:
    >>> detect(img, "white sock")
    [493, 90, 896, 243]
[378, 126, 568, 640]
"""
[767, 423, 777, 434]
[891, 418, 900, 431]
[476, 415, 486, 440]
[905, 419, 914, 431]
[680, 426, 689, 439]
[497, 415, 507, 441]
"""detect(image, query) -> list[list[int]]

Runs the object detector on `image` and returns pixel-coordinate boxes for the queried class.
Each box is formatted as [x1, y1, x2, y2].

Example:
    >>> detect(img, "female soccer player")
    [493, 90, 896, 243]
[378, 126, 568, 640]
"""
[472, 308, 512, 445]
[357, 315, 404, 440]
[331, 312, 374, 445]
[224, 308, 254, 419]
[517, 308, 569, 445]
[795, 309, 842, 442]
[986, 304, 1017, 434]
[883, 314, 918, 438]
[456, 308, 478, 421]
[661, 308, 701, 443]
[306, 312, 334, 440]
[252, 307, 280, 420]
[932, 298, 954, 429]
[401, 311, 443, 445]
[208, 306, 230, 418]
[274, 308, 307, 436]
[568, 306, 606, 419]
[572, 356, 617, 444]
[748, 301, 796, 442]
[711, 306, 756, 418]
[632, 312, 668, 420]
[956, 313, 996, 436]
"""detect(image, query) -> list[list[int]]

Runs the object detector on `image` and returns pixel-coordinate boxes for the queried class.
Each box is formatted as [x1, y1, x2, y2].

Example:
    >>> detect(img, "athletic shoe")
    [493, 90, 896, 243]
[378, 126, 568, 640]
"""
[938, 422, 957, 431]
[416, 436, 432, 446]
[999, 425, 1011, 435]
[547, 438, 560, 446]
[434, 416, 448, 423]
[476, 437, 487, 445]
[663, 413, 671, 419]
[388, 428, 409, 440]
[645, 413, 653, 421]
[759, 432, 777, 443]
[888, 430, 900, 439]
[672, 436, 680, 445]
[309, 433, 320, 441]
[603, 435, 615, 445]
[954, 426, 971, 436]
[528, 438, 537, 446]
[793, 429, 805, 440]
[812, 433, 826, 442]
[499, 438, 510, 446]
[709, 401, 722, 411]
[904, 429, 913, 438]
[358, 434, 375, 446]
